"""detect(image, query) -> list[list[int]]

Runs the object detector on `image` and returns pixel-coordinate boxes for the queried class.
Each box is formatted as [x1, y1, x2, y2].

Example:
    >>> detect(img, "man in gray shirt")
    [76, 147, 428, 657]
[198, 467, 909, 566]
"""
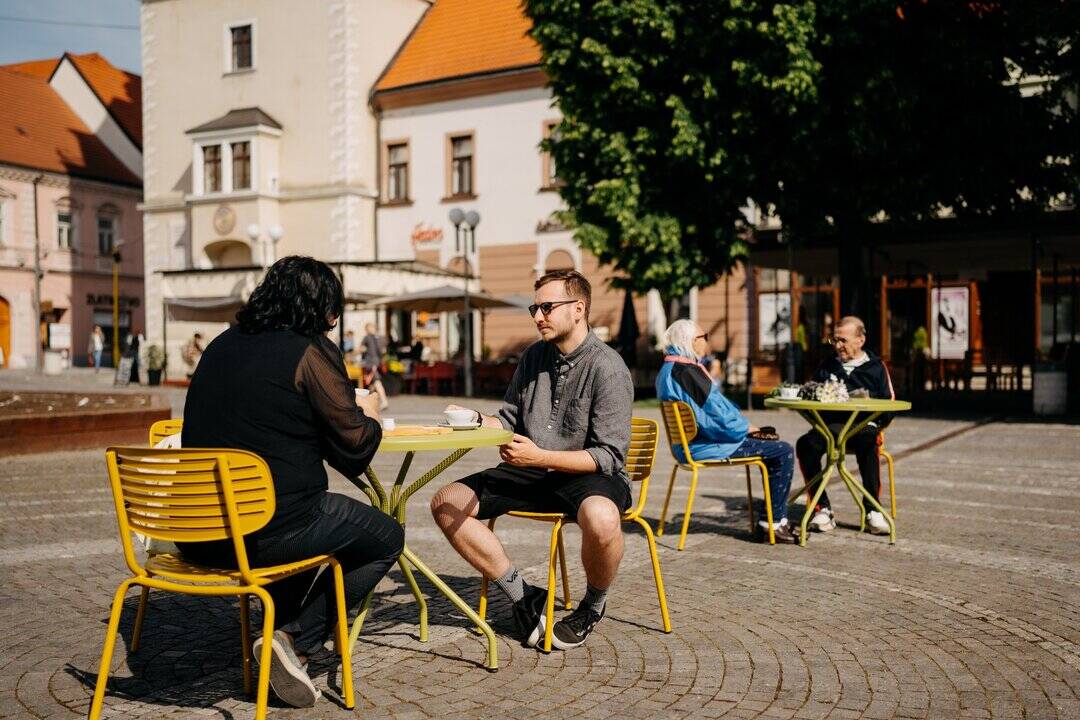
[431, 269, 633, 651]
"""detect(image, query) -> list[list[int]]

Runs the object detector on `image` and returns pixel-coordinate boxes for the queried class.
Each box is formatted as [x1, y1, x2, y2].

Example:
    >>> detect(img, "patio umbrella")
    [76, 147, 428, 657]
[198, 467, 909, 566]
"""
[615, 288, 640, 368]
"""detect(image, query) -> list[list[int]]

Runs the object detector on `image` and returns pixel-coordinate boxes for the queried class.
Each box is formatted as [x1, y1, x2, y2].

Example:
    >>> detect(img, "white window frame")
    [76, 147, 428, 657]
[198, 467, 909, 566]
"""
[192, 131, 258, 196]
[56, 205, 75, 252]
[224, 19, 257, 74]
[96, 206, 121, 257]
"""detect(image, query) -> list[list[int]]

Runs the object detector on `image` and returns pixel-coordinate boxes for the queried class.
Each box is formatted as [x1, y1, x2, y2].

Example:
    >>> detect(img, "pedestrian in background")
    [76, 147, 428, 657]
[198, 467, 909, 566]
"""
[88, 325, 105, 372]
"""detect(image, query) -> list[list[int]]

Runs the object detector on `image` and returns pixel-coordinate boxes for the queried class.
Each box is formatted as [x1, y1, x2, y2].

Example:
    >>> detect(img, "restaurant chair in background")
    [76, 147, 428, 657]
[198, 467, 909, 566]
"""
[656, 400, 775, 548]
[148, 418, 183, 446]
[90, 447, 355, 720]
[476, 418, 671, 652]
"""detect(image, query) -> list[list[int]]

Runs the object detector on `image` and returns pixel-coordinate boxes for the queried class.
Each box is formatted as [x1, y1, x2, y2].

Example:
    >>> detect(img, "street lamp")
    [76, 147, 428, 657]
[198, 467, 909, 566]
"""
[111, 247, 123, 366]
[247, 223, 285, 267]
[448, 208, 480, 397]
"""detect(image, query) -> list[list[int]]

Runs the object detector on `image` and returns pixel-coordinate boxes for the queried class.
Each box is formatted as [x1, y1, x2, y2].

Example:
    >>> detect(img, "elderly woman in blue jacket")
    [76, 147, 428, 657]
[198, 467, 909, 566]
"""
[656, 319, 796, 543]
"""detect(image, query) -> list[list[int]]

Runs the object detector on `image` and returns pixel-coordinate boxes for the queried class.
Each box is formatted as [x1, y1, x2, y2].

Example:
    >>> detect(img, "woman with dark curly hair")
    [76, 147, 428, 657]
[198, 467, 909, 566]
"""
[179, 256, 403, 708]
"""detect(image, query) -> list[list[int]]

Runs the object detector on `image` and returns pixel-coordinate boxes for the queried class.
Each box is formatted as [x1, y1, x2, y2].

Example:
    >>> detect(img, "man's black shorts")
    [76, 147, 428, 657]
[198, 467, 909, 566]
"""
[456, 463, 632, 520]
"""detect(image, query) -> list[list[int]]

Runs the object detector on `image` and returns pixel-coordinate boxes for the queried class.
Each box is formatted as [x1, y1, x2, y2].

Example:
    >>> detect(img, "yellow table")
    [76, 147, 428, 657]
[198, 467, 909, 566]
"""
[347, 426, 512, 670]
[764, 397, 911, 546]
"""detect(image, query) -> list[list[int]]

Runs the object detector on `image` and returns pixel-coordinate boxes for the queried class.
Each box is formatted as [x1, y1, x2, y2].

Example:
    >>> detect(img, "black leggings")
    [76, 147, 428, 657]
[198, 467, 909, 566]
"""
[179, 492, 404, 655]
[795, 426, 882, 511]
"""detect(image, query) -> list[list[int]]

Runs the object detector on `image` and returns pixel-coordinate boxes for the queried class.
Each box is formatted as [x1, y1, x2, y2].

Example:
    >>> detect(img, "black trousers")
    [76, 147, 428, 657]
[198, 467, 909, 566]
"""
[178, 492, 404, 656]
[795, 425, 881, 511]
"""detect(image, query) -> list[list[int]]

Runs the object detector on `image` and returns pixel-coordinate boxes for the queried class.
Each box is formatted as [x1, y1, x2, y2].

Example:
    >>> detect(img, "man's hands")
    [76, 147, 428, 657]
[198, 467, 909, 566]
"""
[499, 434, 547, 468]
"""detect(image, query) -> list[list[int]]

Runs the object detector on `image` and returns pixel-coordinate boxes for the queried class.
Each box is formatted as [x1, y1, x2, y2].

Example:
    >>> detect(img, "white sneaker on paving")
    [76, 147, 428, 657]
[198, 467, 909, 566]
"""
[866, 510, 890, 535]
[808, 508, 836, 532]
[252, 630, 321, 708]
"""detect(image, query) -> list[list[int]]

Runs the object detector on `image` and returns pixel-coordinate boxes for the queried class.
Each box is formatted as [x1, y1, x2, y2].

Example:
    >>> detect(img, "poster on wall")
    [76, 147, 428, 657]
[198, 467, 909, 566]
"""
[930, 286, 969, 359]
[758, 293, 792, 348]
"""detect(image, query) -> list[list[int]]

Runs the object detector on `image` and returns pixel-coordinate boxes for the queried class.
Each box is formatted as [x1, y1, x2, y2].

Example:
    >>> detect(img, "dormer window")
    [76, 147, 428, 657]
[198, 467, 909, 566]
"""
[187, 108, 281, 197]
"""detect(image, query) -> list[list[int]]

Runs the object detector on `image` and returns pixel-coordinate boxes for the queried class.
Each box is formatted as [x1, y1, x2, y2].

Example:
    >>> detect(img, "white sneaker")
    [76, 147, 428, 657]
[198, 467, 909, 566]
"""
[808, 508, 836, 532]
[866, 510, 890, 535]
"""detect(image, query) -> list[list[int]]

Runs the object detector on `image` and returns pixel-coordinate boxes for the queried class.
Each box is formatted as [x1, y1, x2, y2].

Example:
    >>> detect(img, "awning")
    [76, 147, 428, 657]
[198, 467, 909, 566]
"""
[365, 285, 522, 312]
[164, 296, 243, 310]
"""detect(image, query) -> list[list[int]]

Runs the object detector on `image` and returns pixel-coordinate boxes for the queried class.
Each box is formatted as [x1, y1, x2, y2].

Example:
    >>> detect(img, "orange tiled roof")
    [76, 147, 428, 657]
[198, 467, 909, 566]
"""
[2, 56, 59, 79]
[0, 67, 140, 186]
[376, 0, 540, 92]
[1, 52, 142, 147]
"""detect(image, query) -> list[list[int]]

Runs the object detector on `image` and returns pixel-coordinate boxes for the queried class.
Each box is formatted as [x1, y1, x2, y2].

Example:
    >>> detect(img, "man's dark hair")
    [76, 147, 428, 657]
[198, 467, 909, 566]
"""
[236, 255, 343, 337]
[535, 269, 592, 319]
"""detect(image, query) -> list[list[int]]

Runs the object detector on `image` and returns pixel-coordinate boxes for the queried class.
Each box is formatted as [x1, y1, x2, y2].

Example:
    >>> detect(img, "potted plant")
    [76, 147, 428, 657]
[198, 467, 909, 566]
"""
[146, 344, 166, 386]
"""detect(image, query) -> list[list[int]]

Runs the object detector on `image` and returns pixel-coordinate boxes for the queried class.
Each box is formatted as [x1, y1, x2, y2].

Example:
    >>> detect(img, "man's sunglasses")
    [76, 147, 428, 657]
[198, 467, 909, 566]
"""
[528, 300, 578, 316]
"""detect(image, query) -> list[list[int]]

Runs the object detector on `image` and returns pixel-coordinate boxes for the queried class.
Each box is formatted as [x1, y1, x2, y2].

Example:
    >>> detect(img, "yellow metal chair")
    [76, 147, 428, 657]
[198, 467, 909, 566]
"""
[476, 417, 672, 653]
[148, 418, 184, 446]
[90, 447, 355, 720]
[656, 400, 775, 549]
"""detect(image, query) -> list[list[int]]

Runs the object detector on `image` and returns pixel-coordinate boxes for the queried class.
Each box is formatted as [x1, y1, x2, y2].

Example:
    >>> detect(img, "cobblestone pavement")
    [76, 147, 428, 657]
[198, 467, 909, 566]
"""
[1, 375, 1078, 719]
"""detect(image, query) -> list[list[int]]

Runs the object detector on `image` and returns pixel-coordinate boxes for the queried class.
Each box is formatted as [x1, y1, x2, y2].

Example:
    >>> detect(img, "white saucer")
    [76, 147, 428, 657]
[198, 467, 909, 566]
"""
[440, 420, 481, 431]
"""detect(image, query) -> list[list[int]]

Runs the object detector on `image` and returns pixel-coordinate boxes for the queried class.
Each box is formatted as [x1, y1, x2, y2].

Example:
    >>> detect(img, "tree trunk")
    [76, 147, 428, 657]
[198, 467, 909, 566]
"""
[837, 225, 872, 332]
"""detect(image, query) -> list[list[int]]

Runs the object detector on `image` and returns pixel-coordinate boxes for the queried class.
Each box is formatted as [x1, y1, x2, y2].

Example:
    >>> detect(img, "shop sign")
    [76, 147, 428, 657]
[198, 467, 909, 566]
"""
[411, 223, 443, 247]
[930, 286, 969, 359]
[87, 293, 141, 308]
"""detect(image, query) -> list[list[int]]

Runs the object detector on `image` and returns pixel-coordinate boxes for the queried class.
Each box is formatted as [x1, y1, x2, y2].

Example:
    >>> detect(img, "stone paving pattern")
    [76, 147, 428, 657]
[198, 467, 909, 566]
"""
[1, 374, 1078, 719]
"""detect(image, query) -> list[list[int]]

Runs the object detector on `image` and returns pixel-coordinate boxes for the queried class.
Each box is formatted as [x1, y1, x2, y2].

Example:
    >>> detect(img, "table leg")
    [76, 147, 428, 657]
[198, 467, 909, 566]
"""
[400, 545, 499, 670]
[833, 411, 896, 544]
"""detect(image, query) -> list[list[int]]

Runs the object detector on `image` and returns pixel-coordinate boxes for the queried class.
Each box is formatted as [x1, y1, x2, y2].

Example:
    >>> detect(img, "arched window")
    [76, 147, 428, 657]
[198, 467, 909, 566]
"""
[97, 204, 121, 256]
[543, 249, 575, 272]
[204, 239, 253, 268]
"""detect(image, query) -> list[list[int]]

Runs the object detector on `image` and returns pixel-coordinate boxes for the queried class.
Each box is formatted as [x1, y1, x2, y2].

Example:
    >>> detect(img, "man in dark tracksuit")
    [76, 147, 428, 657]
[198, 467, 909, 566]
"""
[795, 316, 895, 534]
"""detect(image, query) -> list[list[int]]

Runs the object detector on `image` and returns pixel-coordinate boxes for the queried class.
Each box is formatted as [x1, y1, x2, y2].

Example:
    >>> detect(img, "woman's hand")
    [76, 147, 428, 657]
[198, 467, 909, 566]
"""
[356, 392, 381, 422]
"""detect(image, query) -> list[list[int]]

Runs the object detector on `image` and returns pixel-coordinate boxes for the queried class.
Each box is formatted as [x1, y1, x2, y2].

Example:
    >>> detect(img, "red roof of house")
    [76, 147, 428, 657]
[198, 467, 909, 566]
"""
[2, 52, 142, 148]
[0, 67, 140, 186]
[376, 0, 541, 92]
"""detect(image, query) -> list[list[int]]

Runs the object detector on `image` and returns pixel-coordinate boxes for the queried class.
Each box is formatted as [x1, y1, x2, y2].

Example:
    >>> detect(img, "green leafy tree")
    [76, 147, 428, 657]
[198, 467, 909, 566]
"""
[526, 0, 1077, 324]
[527, 0, 821, 319]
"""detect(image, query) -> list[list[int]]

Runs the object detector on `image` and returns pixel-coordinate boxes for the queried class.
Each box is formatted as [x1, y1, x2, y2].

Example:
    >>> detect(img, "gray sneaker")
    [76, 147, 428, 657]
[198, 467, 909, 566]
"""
[252, 630, 321, 708]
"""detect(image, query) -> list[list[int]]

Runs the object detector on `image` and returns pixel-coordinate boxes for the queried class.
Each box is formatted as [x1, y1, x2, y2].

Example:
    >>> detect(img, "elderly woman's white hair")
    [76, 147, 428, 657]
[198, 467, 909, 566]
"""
[664, 319, 701, 359]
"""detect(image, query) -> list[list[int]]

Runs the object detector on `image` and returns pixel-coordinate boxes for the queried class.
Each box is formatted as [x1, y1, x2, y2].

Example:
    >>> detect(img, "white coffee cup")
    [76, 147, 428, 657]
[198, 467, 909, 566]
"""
[779, 387, 800, 399]
[444, 409, 476, 426]
[382, 418, 396, 431]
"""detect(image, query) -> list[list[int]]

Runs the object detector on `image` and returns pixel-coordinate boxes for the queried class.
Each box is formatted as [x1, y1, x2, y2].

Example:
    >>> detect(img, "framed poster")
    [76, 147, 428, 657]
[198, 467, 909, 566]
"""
[930, 286, 969, 359]
[758, 293, 792, 348]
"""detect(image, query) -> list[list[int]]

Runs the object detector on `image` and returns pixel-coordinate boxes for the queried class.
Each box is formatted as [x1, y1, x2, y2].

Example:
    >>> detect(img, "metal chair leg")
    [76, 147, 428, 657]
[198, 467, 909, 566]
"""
[677, 466, 700, 551]
[745, 466, 755, 536]
[89, 578, 136, 720]
[758, 461, 775, 545]
[657, 464, 679, 536]
[556, 524, 572, 610]
[883, 449, 897, 518]
[239, 593, 252, 695]
[542, 520, 562, 653]
[633, 516, 671, 633]
[130, 586, 149, 652]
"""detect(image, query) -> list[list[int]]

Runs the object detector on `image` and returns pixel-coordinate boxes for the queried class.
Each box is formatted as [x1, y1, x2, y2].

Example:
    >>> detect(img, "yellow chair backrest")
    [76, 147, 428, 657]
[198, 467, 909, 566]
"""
[148, 418, 184, 446]
[105, 447, 275, 581]
[627, 417, 659, 484]
[659, 400, 697, 461]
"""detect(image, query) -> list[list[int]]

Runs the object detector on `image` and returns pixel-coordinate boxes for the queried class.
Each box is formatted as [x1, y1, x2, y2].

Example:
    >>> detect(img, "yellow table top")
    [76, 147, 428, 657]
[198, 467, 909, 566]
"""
[377, 425, 513, 452]
[764, 397, 912, 412]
